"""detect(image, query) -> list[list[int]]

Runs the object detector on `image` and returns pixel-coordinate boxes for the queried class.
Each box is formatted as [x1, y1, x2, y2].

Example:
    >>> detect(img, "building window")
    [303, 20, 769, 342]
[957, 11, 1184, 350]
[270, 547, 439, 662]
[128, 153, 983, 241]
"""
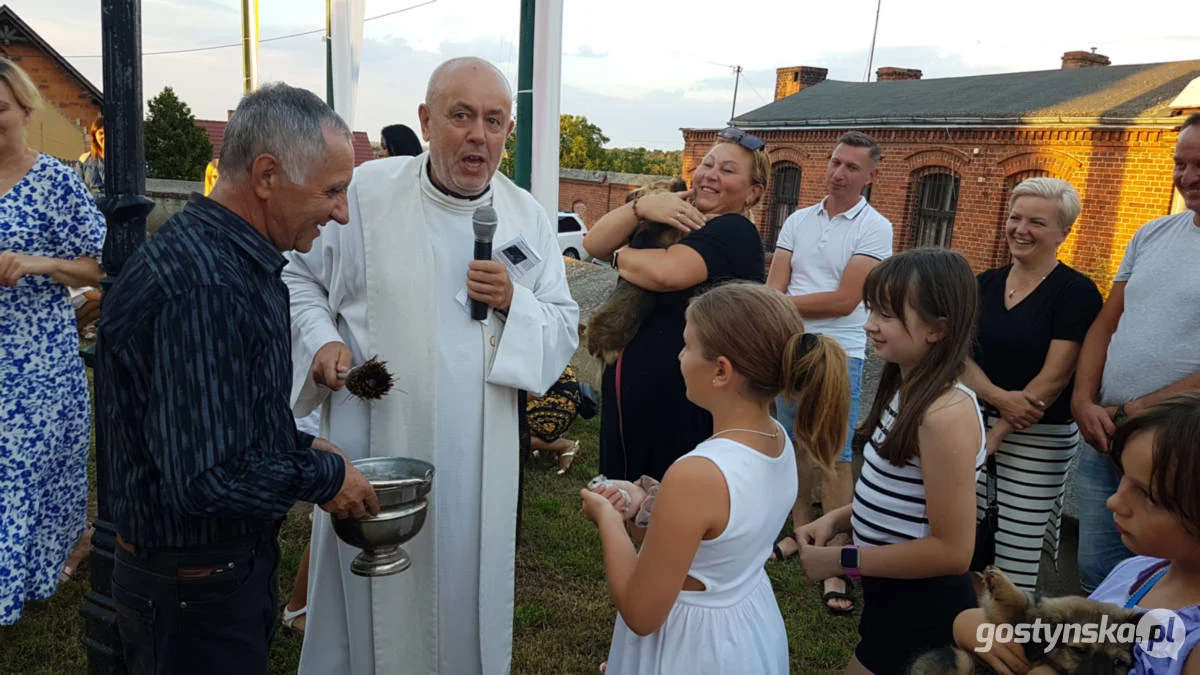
[765, 163, 801, 251]
[909, 172, 960, 248]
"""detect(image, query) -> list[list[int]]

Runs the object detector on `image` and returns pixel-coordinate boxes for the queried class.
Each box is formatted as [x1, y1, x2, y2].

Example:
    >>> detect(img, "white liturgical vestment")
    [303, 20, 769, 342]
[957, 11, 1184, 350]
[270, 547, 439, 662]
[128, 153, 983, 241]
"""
[283, 154, 578, 675]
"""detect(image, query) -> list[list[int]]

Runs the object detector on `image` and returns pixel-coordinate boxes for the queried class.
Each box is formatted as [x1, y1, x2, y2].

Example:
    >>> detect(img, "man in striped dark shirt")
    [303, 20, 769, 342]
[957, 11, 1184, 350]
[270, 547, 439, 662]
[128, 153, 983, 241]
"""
[95, 83, 377, 675]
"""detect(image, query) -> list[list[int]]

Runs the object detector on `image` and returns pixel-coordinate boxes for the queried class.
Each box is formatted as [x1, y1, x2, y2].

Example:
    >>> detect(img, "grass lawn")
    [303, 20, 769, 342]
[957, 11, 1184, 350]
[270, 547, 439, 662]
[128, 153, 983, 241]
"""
[0, 415, 860, 674]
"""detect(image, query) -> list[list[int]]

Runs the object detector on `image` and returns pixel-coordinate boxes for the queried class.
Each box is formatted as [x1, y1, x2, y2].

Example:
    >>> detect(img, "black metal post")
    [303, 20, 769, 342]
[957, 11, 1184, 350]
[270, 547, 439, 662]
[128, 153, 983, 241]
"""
[80, 1, 155, 672]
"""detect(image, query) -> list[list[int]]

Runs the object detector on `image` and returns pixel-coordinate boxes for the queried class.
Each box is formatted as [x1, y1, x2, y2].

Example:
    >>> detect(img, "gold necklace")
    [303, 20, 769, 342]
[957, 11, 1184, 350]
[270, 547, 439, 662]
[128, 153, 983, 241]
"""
[711, 427, 779, 440]
[1007, 261, 1059, 299]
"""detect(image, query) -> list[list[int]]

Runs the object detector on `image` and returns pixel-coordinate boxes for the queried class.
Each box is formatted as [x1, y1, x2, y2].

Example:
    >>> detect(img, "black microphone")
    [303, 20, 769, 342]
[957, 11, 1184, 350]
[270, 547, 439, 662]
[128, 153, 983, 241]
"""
[471, 205, 498, 320]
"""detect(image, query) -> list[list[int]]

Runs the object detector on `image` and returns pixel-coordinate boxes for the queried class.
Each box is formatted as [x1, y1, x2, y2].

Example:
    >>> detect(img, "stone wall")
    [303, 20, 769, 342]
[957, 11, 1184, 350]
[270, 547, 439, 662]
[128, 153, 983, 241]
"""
[145, 179, 202, 234]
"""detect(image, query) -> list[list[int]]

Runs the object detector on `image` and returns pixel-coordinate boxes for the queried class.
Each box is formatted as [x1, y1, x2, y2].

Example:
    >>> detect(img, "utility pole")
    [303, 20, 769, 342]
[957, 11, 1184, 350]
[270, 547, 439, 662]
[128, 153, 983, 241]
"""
[241, 0, 259, 93]
[730, 65, 743, 122]
[82, 1, 155, 671]
[325, 0, 335, 108]
[864, 0, 882, 81]
[514, 0, 535, 191]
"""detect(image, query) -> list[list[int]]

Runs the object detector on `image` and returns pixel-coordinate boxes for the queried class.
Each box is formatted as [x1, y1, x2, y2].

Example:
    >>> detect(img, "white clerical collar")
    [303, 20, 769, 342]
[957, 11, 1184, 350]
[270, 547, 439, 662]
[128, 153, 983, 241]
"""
[419, 155, 493, 215]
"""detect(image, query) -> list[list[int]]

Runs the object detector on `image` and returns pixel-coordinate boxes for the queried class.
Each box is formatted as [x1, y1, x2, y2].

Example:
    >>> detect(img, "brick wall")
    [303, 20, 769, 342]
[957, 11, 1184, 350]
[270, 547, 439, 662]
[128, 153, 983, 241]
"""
[684, 126, 1181, 294]
[3, 43, 101, 126]
[558, 177, 643, 226]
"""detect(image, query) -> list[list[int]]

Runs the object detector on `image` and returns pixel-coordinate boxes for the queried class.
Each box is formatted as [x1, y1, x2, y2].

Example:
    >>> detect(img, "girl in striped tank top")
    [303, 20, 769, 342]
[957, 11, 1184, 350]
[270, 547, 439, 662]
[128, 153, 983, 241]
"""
[796, 249, 987, 675]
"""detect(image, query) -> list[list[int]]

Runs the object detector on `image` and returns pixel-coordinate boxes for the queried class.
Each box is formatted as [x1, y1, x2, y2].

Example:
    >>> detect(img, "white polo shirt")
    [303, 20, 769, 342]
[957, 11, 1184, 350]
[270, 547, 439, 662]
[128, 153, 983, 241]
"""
[776, 196, 893, 359]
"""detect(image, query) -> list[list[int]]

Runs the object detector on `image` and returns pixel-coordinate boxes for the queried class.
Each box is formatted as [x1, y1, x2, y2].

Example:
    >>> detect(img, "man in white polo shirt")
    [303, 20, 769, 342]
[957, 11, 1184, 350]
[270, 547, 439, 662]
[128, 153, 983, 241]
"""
[766, 130, 893, 615]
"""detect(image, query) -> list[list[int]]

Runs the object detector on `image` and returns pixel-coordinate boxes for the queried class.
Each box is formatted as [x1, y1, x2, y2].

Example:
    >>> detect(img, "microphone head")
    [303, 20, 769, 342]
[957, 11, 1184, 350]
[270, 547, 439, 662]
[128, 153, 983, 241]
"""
[472, 205, 499, 241]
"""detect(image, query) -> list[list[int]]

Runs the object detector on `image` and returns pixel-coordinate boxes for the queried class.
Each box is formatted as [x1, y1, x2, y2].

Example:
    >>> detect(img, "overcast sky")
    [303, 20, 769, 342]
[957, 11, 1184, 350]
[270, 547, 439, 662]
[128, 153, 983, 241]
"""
[15, 0, 1200, 150]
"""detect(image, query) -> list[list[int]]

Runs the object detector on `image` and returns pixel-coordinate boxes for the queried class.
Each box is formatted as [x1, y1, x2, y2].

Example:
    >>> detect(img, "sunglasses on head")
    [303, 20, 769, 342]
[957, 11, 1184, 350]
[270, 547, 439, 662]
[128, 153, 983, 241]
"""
[717, 126, 766, 152]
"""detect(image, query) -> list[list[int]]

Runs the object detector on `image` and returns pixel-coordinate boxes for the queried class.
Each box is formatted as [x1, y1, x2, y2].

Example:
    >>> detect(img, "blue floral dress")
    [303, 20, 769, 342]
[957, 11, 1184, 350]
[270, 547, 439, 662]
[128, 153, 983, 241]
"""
[0, 153, 106, 624]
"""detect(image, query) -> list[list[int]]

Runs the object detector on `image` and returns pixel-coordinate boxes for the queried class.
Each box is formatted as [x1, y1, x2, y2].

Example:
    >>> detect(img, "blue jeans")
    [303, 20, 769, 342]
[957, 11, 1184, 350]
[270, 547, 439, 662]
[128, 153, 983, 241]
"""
[1074, 441, 1132, 592]
[112, 526, 281, 675]
[775, 356, 863, 463]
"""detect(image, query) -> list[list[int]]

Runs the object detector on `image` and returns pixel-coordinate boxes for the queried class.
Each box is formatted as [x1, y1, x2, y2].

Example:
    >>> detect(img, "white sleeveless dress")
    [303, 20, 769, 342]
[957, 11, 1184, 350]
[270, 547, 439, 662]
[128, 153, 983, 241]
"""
[605, 425, 799, 674]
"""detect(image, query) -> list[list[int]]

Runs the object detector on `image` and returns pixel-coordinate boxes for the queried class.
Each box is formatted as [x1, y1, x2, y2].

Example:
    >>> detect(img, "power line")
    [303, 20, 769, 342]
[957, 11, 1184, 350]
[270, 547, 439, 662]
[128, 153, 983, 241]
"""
[741, 78, 769, 106]
[63, 0, 438, 59]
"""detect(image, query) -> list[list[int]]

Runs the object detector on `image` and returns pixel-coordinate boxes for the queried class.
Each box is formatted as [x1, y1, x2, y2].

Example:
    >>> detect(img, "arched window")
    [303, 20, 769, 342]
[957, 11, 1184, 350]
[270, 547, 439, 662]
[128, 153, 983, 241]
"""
[909, 170, 960, 248]
[764, 163, 801, 251]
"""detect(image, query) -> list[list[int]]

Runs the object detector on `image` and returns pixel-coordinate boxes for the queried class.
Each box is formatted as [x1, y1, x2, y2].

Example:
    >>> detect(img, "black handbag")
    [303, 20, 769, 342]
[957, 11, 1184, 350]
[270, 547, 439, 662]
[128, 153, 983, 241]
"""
[970, 454, 999, 572]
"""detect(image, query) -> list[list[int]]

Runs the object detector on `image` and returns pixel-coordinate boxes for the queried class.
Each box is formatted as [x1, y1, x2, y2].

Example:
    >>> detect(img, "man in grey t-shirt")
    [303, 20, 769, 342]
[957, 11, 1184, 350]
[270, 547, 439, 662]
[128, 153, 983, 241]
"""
[1070, 112, 1200, 591]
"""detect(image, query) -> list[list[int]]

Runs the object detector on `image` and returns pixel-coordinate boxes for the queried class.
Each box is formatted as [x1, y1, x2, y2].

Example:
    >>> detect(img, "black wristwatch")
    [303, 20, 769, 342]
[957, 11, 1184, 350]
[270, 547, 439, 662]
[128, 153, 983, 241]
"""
[840, 545, 861, 580]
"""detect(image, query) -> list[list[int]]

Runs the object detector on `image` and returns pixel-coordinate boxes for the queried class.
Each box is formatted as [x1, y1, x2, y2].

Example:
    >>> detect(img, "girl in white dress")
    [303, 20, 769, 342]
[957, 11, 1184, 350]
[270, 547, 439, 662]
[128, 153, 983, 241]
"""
[582, 282, 851, 674]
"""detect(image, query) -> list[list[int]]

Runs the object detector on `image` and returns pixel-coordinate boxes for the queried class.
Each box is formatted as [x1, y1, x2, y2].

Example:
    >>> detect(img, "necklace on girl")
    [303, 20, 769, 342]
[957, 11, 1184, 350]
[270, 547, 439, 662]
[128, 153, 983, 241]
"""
[710, 427, 779, 440]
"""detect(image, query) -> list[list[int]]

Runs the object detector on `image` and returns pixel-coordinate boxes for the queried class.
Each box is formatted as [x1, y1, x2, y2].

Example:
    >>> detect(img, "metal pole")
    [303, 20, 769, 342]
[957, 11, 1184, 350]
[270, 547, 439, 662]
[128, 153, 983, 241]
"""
[324, 0, 333, 107]
[730, 65, 743, 122]
[864, 0, 882, 81]
[241, 0, 259, 93]
[82, 1, 155, 672]
[514, 0, 535, 191]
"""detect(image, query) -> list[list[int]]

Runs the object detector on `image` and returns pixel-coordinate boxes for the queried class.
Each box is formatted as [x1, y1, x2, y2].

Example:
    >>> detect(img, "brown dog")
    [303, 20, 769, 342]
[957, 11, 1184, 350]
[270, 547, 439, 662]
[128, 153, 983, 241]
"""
[908, 567, 1141, 675]
[585, 178, 689, 365]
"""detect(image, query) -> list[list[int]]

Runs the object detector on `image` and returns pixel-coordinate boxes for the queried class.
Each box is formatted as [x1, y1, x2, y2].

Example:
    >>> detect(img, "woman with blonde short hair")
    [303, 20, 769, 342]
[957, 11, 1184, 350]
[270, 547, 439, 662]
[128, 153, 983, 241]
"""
[962, 176, 1103, 592]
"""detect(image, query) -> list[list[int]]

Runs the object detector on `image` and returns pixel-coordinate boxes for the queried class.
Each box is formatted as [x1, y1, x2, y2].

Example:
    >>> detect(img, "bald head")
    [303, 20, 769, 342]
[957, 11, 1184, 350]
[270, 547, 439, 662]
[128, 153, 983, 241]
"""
[417, 56, 516, 197]
[425, 57, 512, 108]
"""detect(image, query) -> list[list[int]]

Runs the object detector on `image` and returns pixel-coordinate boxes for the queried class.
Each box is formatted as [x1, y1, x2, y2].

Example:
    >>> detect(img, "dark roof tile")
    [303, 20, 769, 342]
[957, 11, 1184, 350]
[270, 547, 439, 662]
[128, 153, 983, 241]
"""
[732, 61, 1200, 127]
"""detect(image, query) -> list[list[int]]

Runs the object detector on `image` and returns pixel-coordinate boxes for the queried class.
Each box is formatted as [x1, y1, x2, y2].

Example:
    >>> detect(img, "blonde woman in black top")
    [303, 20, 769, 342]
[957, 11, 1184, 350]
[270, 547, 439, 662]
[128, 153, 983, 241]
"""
[962, 177, 1102, 592]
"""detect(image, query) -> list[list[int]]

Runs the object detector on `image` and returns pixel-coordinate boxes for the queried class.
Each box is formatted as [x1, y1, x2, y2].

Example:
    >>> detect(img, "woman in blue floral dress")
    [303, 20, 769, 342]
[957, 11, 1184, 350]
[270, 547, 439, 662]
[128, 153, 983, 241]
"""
[0, 59, 106, 625]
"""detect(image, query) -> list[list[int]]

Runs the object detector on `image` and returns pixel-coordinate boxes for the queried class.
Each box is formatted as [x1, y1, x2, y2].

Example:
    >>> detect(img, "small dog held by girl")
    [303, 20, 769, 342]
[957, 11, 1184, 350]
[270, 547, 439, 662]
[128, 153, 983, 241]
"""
[581, 282, 850, 674]
[795, 248, 987, 675]
[946, 392, 1200, 675]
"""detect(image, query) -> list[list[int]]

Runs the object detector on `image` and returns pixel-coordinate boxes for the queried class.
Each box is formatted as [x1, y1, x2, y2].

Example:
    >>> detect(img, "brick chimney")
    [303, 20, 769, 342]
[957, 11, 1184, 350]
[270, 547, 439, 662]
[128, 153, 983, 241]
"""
[876, 67, 923, 82]
[1061, 49, 1111, 69]
[775, 66, 829, 100]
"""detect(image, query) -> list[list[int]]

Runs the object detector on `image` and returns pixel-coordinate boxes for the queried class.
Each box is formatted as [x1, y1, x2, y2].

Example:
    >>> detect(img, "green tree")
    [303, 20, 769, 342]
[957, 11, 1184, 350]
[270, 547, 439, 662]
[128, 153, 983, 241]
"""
[144, 86, 212, 181]
[499, 114, 683, 179]
[500, 130, 516, 178]
[559, 114, 608, 170]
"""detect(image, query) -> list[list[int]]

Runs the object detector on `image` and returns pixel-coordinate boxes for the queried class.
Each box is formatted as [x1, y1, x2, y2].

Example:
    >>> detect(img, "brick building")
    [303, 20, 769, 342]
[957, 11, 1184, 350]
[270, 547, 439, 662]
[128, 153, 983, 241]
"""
[684, 53, 1200, 292]
[196, 117, 377, 167]
[557, 168, 669, 224]
[0, 4, 102, 160]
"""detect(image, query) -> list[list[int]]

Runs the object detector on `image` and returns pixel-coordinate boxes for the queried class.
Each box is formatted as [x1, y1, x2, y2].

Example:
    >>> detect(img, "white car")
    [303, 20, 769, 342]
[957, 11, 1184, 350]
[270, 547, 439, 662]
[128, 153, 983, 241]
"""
[557, 212, 591, 262]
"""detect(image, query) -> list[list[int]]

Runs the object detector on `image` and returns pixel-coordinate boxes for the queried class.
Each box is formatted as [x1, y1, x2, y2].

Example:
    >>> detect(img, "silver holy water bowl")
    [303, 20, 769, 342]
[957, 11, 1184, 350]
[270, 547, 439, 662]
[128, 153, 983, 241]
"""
[331, 457, 434, 577]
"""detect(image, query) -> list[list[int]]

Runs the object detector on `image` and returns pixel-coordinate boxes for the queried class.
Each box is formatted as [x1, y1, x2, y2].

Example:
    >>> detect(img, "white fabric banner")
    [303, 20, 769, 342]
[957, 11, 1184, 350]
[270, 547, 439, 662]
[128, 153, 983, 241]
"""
[330, 0, 366, 127]
[531, 0, 564, 219]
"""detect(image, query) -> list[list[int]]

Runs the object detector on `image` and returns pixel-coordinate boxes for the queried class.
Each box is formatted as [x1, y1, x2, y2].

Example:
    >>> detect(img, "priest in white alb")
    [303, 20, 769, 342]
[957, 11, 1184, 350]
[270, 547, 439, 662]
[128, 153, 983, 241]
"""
[283, 57, 579, 675]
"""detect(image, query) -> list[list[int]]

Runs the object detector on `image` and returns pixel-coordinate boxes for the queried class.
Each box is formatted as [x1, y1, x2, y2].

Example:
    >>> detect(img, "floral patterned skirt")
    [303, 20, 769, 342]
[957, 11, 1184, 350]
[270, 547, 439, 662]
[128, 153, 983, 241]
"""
[526, 365, 581, 443]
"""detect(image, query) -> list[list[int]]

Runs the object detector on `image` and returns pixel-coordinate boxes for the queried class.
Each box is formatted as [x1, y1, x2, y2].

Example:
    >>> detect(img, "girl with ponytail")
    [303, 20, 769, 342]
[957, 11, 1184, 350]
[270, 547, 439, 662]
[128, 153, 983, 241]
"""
[581, 282, 849, 674]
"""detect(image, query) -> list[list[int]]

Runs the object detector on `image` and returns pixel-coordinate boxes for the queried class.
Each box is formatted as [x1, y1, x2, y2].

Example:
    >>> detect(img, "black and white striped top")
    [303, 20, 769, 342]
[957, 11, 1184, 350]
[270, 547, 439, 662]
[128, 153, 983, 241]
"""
[851, 384, 987, 547]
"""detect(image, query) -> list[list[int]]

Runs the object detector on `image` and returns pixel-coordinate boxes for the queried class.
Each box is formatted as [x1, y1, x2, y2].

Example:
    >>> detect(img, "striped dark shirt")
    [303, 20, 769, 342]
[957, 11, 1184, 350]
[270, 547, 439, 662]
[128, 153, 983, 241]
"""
[96, 194, 344, 548]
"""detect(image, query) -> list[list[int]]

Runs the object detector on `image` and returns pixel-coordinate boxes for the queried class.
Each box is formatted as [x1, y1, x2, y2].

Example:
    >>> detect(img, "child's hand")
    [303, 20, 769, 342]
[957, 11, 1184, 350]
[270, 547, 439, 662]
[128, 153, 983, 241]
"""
[798, 544, 842, 584]
[581, 489, 622, 526]
[952, 608, 1030, 675]
[589, 480, 644, 518]
[794, 515, 835, 547]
